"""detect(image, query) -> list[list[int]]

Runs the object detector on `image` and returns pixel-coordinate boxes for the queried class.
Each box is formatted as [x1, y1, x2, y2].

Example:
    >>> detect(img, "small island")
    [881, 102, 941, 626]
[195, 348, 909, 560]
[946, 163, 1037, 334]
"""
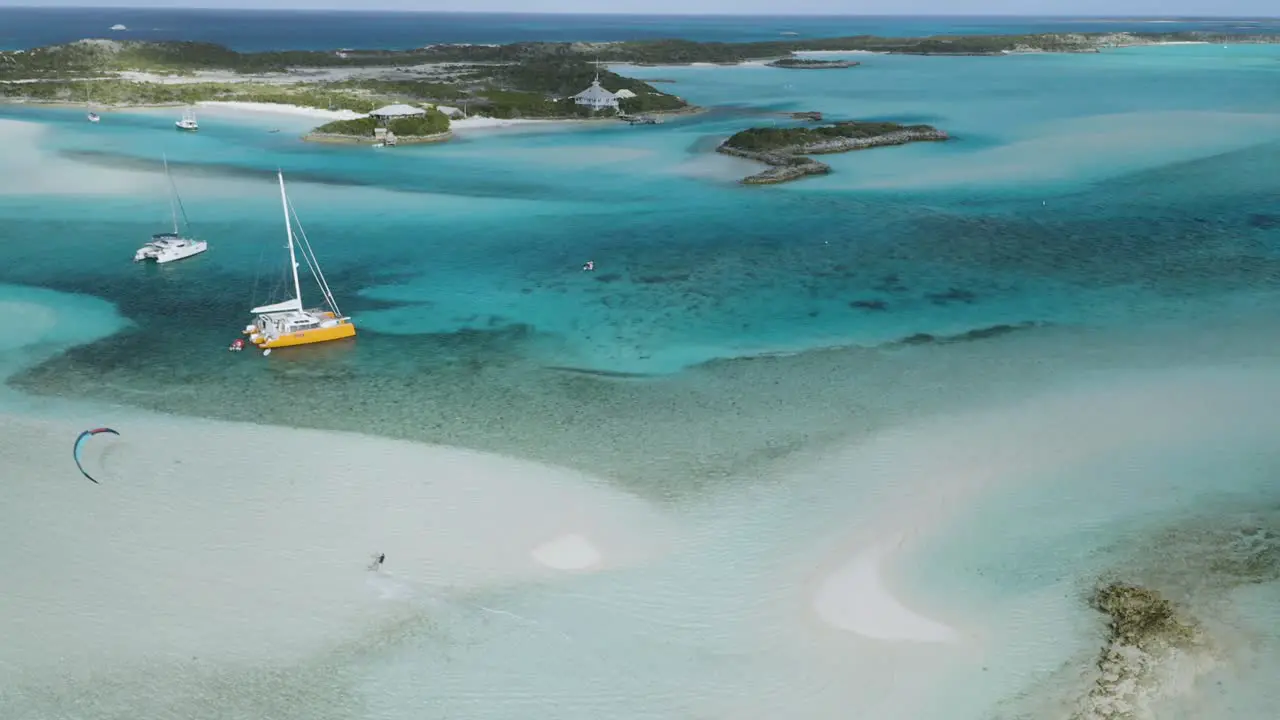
[304, 109, 452, 145]
[0, 40, 695, 144]
[766, 57, 860, 69]
[716, 120, 949, 185]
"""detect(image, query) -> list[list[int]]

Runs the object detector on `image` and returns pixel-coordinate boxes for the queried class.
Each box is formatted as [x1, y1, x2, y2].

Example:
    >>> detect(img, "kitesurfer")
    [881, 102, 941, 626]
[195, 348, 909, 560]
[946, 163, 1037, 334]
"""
[73, 427, 119, 484]
[368, 552, 385, 571]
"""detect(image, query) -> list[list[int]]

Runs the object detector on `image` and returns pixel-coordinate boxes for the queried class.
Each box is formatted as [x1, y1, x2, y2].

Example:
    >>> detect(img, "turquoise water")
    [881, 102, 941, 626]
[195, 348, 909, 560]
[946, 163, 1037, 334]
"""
[3, 42, 1280, 719]
[4, 46, 1279, 383]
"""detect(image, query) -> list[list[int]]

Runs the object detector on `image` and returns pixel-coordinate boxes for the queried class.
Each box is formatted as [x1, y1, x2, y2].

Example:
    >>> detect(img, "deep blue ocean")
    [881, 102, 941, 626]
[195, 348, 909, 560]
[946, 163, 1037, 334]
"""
[1, 9, 1278, 50]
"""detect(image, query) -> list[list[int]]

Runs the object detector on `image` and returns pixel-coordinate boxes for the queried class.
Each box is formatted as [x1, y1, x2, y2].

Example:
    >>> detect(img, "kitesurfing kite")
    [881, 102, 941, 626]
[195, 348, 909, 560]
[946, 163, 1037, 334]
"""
[73, 427, 119, 484]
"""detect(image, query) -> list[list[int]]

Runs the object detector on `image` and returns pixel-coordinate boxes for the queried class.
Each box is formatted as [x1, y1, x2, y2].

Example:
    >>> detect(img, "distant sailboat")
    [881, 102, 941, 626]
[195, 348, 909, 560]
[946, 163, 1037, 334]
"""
[86, 86, 99, 123]
[175, 106, 198, 131]
[133, 155, 208, 263]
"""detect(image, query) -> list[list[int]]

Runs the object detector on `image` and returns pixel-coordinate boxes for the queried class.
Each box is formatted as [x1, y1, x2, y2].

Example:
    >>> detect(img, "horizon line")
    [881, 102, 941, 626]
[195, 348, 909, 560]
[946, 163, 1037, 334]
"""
[2, 7, 1278, 20]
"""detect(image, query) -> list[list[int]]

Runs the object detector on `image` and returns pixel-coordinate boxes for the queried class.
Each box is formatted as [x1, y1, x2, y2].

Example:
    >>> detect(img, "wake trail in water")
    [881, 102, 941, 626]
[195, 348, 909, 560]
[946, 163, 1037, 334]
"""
[366, 570, 583, 648]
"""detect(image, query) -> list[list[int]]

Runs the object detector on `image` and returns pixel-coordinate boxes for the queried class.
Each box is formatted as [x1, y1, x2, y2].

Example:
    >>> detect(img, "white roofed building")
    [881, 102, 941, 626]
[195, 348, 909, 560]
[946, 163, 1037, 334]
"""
[572, 73, 620, 111]
[368, 104, 426, 123]
[614, 89, 637, 99]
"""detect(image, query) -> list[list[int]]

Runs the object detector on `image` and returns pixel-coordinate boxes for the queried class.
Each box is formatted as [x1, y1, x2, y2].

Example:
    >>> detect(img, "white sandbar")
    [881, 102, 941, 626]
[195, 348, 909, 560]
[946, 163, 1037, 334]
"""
[813, 534, 958, 643]
[531, 532, 604, 570]
[0, 410, 678, 677]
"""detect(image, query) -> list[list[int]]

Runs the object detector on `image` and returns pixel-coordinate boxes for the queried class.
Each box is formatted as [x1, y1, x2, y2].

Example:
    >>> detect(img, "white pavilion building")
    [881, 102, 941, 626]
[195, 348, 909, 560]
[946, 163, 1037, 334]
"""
[572, 73, 620, 111]
[368, 104, 426, 123]
[366, 104, 427, 146]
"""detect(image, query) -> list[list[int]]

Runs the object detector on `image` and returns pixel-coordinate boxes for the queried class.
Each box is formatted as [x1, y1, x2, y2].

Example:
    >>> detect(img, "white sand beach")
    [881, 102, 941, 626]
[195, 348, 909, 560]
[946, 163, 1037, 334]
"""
[191, 100, 574, 132]
[196, 100, 365, 121]
[450, 115, 562, 131]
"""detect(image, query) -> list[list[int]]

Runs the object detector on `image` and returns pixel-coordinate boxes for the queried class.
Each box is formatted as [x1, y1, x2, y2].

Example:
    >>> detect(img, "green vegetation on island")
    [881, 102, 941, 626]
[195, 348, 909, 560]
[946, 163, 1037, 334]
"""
[4, 30, 1280, 84]
[766, 57, 860, 69]
[717, 120, 949, 185]
[588, 30, 1280, 62]
[723, 121, 944, 153]
[311, 110, 450, 138]
[0, 78, 384, 112]
[0, 40, 690, 125]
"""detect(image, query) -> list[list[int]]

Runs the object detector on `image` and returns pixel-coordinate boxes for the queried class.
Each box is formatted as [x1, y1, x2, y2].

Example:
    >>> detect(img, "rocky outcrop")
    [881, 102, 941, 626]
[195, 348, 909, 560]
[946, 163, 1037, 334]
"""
[1074, 583, 1209, 720]
[714, 145, 831, 184]
[786, 126, 950, 154]
[716, 125, 949, 185]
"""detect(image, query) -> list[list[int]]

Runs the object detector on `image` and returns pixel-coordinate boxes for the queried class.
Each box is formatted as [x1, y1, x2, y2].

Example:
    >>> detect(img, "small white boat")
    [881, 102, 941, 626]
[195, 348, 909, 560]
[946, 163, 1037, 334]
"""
[175, 107, 198, 131]
[134, 156, 208, 263]
[86, 86, 100, 123]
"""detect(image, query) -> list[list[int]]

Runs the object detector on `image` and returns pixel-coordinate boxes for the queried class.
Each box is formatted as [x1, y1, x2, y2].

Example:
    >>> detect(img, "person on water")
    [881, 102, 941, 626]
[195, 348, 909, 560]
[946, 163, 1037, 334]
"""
[582, 260, 594, 271]
[369, 552, 385, 571]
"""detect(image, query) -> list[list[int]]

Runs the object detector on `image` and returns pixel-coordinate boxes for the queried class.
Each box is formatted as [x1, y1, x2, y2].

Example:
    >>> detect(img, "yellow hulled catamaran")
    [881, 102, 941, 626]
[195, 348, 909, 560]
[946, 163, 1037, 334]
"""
[243, 170, 356, 350]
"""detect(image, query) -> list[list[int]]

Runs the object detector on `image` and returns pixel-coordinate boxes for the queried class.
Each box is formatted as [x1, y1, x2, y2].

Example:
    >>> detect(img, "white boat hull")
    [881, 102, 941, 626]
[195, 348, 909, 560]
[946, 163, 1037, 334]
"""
[134, 240, 208, 264]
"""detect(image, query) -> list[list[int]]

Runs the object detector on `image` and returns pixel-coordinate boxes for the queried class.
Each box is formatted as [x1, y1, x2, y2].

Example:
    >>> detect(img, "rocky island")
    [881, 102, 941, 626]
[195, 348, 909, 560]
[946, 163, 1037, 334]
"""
[303, 112, 452, 145]
[765, 57, 860, 69]
[717, 120, 949, 185]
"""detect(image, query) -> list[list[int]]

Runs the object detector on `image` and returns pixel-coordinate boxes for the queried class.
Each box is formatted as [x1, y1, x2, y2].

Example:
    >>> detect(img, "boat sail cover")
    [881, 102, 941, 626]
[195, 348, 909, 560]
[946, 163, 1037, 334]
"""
[251, 298, 304, 314]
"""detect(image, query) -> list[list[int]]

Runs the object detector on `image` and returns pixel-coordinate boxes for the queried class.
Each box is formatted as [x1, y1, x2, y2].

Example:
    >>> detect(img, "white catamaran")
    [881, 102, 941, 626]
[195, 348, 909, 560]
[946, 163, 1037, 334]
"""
[242, 170, 356, 350]
[134, 156, 208, 264]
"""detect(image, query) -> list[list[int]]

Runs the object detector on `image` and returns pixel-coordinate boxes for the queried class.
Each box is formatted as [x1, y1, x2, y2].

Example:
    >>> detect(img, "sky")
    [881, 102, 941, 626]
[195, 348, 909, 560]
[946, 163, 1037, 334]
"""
[0, 0, 1272, 16]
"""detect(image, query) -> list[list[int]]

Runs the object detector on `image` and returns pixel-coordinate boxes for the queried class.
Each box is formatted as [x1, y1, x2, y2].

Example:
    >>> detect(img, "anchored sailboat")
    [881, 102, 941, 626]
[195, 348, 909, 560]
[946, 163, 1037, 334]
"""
[86, 85, 99, 123]
[176, 106, 198, 131]
[133, 155, 208, 263]
[243, 171, 356, 350]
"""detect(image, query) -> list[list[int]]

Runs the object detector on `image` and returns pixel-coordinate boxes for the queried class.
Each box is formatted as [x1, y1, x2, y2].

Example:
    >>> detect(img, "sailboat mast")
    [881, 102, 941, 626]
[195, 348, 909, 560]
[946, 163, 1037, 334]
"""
[278, 170, 304, 308]
[163, 154, 178, 234]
